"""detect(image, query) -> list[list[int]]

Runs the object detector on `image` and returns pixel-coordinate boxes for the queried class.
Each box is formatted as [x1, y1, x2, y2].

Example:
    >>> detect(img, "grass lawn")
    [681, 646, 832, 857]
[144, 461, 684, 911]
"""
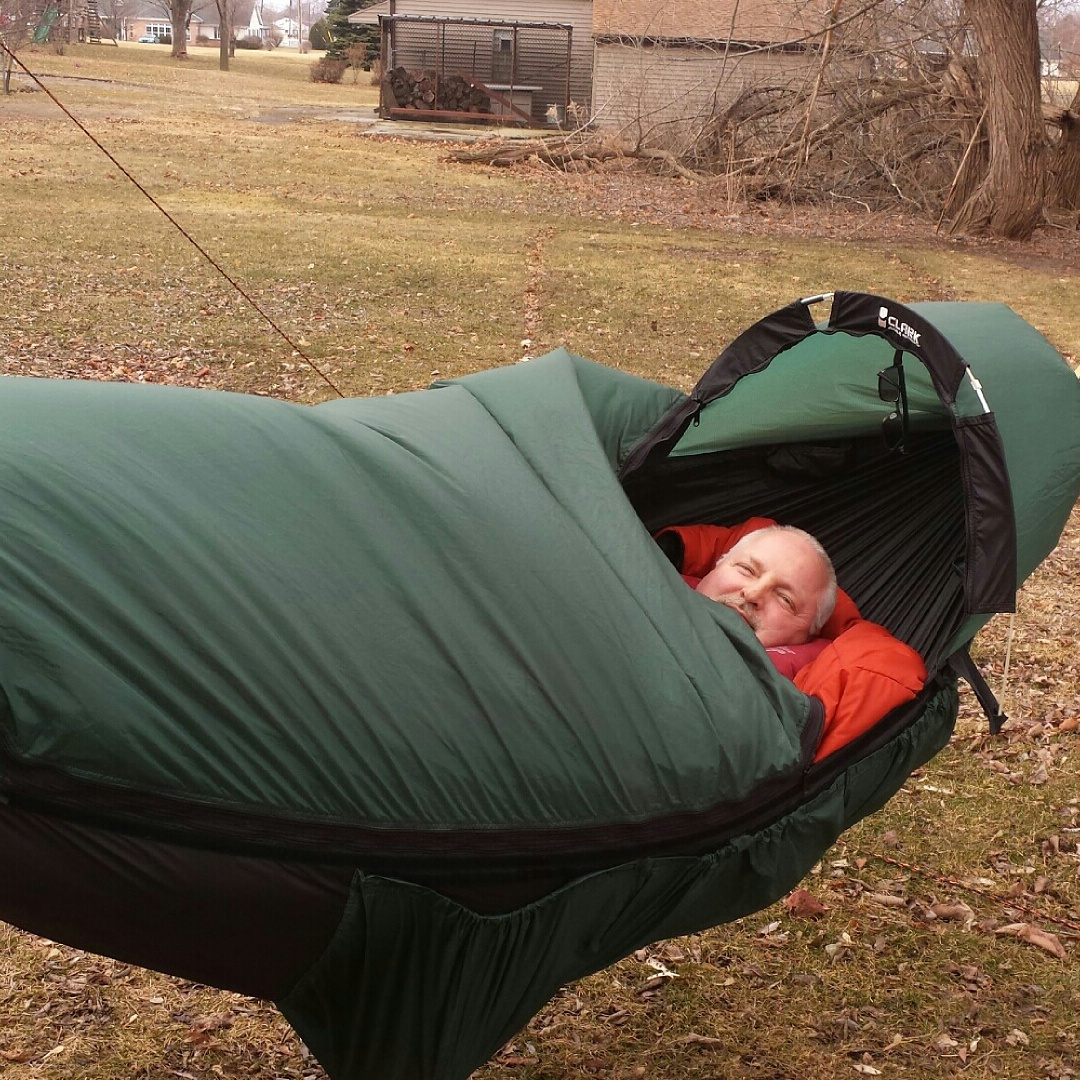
[2, 42, 1080, 1080]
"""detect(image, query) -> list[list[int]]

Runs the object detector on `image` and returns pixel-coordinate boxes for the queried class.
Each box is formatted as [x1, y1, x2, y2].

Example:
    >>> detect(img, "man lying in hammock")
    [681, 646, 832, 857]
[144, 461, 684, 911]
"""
[656, 518, 928, 761]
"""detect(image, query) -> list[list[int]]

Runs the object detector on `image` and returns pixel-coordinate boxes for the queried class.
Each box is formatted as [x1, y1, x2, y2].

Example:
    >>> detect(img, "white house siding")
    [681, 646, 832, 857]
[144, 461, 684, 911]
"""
[352, 0, 592, 110]
[591, 41, 818, 137]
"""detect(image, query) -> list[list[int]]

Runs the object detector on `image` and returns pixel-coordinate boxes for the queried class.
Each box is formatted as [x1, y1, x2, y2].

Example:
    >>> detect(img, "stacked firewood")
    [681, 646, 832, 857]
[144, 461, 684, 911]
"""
[383, 67, 491, 113]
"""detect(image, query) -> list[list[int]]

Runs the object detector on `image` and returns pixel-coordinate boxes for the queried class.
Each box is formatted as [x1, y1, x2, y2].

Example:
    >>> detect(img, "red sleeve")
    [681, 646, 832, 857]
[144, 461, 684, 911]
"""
[656, 518, 778, 578]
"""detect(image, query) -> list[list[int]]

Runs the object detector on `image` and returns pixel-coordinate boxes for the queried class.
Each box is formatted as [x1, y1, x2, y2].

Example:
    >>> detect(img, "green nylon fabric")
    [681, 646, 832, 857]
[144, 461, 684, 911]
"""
[279, 682, 959, 1080]
[0, 354, 814, 833]
[909, 302, 1080, 588]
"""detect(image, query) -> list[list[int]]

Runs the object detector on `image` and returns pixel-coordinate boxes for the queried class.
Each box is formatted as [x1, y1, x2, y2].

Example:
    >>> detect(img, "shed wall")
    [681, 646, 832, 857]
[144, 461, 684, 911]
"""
[355, 0, 592, 109]
[591, 42, 819, 135]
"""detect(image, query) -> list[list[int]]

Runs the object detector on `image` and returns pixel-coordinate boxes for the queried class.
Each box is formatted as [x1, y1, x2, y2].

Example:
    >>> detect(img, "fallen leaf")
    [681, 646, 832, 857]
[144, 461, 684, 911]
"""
[934, 1033, 959, 1053]
[865, 892, 907, 908]
[1017, 923, 1068, 957]
[930, 901, 975, 924]
[995, 922, 1068, 958]
[785, 888, 828, 918]
[675, 1033, 724, 1046]
[0, 1049, 34, 1063]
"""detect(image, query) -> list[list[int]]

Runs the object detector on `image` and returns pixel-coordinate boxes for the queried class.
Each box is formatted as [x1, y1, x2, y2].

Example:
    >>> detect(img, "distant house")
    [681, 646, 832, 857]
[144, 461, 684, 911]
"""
[275, 16, 303, 47]
[197, 0, 272, 42]
[590, 0, 830, 133]
[350, 0, 593, 116]
[110, 0, 207, 42]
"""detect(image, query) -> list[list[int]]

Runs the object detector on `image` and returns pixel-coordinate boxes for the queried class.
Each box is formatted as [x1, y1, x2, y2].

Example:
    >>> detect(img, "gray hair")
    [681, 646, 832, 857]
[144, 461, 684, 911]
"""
[726, 525, 837, 635]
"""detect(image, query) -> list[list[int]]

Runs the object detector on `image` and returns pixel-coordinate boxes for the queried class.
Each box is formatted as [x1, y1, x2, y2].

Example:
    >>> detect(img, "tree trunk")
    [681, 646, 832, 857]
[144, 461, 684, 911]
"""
[169, 0, 192, 57]
[948, 0, 1045, 239]
[216, 0, 230, 71]
[1047, 85, 1080, 214]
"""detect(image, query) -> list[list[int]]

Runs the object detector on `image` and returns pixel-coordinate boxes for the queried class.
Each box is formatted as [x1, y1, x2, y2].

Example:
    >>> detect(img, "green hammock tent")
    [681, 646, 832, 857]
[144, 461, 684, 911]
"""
[1, 292, 1078, 1080]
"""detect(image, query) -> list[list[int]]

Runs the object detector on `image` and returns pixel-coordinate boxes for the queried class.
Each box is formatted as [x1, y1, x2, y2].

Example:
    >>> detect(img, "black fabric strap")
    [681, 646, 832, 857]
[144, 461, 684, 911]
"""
[948, 647, 1008, 734]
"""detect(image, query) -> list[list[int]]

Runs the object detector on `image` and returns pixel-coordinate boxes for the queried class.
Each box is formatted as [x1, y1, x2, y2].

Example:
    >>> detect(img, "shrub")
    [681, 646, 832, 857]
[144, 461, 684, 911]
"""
[234, 35, 263, 50]
[310, 57, 347, 83]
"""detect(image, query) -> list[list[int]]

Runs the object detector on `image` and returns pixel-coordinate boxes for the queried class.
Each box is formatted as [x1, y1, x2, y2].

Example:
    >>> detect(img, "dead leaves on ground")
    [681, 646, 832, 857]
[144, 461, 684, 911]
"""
[0, 930, 320, 1077]
[491, 829, 1079, 1077]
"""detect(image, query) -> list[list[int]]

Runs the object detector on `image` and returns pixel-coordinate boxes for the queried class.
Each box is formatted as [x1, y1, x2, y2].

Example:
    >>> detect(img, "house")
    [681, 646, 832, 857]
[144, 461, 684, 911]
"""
[108, 0, 205, 42]
[112, 1, 176, 42]
[196, 0, 272, 42]
[275, 16, 304, 47]
[350, 0, 593, 122]
[590, 0, 830, 134]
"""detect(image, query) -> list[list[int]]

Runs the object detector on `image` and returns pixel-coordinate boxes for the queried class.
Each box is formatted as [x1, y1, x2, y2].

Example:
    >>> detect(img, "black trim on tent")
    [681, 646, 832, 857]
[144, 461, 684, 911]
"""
[828, 292, 1016, 616]
[618, 291, 1018, 652]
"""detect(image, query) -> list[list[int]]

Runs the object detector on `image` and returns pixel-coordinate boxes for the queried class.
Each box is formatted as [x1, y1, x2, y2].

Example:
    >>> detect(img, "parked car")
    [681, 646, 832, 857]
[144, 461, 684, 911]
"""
[138, 33, 159, 42]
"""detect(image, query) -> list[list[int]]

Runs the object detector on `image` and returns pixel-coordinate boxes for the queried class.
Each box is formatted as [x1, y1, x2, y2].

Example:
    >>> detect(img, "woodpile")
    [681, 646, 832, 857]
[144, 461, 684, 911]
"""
[383, 67, 491, 114]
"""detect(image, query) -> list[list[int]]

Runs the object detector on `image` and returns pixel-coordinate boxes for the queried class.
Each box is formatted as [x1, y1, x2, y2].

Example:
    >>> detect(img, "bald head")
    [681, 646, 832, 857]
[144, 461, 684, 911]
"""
[694, 526, 836, 647]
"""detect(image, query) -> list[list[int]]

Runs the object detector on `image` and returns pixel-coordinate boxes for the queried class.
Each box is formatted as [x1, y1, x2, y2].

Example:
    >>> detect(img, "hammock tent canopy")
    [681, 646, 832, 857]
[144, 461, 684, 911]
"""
[1, 292, 1078, 1080]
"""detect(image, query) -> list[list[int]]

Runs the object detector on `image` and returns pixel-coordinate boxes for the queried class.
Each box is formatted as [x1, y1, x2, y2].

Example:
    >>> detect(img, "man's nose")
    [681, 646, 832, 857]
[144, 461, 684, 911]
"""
[741, 579, 765, 603]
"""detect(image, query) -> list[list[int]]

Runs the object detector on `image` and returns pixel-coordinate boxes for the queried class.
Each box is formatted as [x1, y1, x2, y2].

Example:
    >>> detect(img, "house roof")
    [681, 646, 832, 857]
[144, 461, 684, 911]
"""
[349, 0, 387, 25]
[127, 1, 174, 19]
[593, 0, 828, 45]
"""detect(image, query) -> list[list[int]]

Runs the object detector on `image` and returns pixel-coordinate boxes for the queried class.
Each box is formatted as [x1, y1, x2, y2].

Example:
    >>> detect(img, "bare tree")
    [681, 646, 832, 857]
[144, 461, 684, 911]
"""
[0, 0, 37, 92]
[1046, 82, 1080, 213]
[168, 0, 192, 56]
[947, 0, 1045, 237]
[215, 0, 237, 69]
[454, 0, 1071, 238]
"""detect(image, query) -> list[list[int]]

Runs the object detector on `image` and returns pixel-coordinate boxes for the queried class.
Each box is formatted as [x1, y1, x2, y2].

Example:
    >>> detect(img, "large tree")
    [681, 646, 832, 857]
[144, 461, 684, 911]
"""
[168, 0, 193, 57]
[947, 0, 1046, 237]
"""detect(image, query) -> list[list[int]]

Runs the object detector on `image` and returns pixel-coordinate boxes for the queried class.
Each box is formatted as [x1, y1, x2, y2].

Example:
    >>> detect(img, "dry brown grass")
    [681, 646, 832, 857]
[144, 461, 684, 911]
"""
[2, 43, 1080, 1080]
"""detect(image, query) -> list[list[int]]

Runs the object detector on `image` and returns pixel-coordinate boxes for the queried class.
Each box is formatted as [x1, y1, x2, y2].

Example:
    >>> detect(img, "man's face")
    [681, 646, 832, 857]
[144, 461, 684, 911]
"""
[694, 530, 829, 648]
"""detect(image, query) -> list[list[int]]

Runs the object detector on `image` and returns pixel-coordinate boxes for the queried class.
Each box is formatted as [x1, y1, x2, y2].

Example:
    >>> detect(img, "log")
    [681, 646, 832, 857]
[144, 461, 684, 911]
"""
[383, 66, 490, 116]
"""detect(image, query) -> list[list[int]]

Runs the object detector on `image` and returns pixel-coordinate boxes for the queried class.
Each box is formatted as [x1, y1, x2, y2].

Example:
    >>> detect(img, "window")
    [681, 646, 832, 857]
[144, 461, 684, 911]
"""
[492, 27, 513, 82]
